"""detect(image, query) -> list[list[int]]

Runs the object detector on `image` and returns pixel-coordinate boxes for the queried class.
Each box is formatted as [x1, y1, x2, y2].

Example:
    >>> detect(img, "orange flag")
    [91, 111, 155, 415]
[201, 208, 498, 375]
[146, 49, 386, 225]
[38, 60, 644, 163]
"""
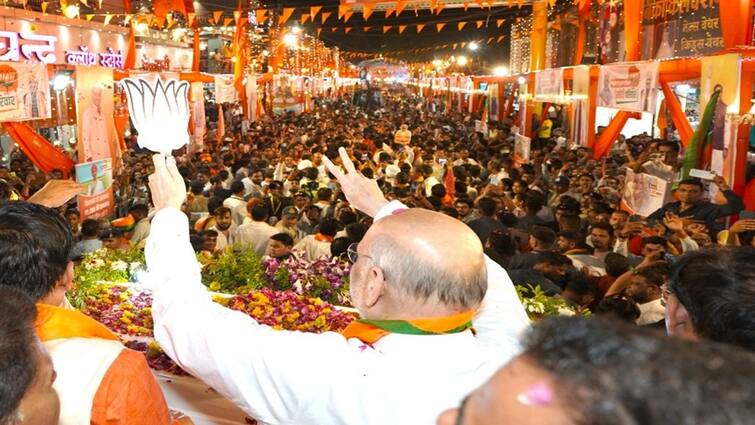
[362, 3, 374, 20]
[310, 6, 322, 18]
[364, 26, 371, 32]
[497, 35, 505, 42]
[345, 27, 352, 33]
[417, 24, 425, 33]
[458, 21, 467, 31]
[223, 17, 233, 27]
[435, 3, 445, 14]
[383, 25, 392, 33]
[187, 12, 195, 27]
[488, 0, 495, 7]
[338, 4, 349, 19]
[396, 0, 408, 16]
[212, 10, 222, 25]
[331, 27, 338, 32]
[398, 25, 407, 33]
[317, 28, 322, 36]
[476, 20, 484, 28]
[255, 9, 267, 24]
[497, 19, 505, 27]
[344, 11, 354, 22]
[41, 1, 49, 13]
[300, 13, 310, 24]
[436, 23, 446, 32]
[321, 11, 332, 23]
[463, 1, 469, 10]
[475, 0, 483, 7]
[233, 10, 242, 25]
[385, 7, 395, 18]
[279, 7, 294, 25]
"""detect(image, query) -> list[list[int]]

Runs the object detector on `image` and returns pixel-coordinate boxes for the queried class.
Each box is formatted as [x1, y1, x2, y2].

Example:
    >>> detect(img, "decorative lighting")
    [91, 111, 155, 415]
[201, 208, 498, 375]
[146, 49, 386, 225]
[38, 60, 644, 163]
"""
[52, 73, 72, 91]
[493, 66, 508, 76]
[517, 76, 527, 85]
[63, 4, 80, 19]
[432, 59, 443, 68]
[456, 55, 468, 66]
[283, 32, 298, 47]
[135, 21, 149, 34]
[468, 42, 479, 51]
[291, 25, 301, 34]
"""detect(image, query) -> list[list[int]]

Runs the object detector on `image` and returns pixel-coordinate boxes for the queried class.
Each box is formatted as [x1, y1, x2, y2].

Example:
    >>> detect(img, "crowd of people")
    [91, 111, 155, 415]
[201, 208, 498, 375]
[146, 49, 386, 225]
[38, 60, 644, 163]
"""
[1, 87, 755, 425]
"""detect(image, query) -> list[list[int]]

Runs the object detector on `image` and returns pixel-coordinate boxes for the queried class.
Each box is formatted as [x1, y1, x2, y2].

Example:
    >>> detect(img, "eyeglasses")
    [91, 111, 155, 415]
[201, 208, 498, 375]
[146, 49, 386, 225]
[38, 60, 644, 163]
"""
[347, 243, 371, 264]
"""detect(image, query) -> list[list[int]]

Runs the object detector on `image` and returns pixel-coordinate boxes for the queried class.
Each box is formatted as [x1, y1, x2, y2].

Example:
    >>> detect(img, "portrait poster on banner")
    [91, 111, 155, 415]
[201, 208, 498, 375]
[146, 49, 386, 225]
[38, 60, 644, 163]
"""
[0, 63, 51, 121]
[534, 68, 564, 103]
[597, 62, 660, 114]
[76, 66, 118, 166]
[514, 133, 531, 164]
[621, 169, 668, 217]
[700, 54, 741, 185]
[76, 159, 114, 220]
[488, 83, 499, 122]
[571, 66, 591, 147]
[272, 75, 304, 114]
[214, 75, 237, 103]
[189, 82, 206, 148]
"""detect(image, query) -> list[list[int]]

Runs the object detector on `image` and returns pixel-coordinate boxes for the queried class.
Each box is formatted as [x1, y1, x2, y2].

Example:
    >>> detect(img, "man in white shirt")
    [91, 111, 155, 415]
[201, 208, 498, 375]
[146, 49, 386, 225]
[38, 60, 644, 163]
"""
[242, 169, 265, 200]
[223, 181, 248, 226]
[233, 204, 278, 257]
[294, 218, 338, 260]
[146, 151, 528, 425]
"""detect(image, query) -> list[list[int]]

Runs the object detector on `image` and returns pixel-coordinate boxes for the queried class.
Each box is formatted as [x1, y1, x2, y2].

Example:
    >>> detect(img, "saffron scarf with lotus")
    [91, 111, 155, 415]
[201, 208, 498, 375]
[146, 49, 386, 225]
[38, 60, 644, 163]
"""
[341, 310, 475, 345]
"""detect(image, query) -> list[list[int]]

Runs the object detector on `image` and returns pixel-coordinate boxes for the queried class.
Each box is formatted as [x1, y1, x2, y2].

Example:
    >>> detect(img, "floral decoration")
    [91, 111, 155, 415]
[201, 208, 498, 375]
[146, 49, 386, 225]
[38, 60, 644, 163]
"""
[515, 284, 587, 319]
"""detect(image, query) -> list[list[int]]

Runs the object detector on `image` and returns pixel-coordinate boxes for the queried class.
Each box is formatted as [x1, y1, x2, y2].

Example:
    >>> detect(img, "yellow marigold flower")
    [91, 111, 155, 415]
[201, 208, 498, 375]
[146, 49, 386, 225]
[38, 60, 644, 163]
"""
[120, 316, 132, 324]
[272, 325, 283, 330]
[209, 281, 221, 291]
[126, 325, 140, 334]
[148, 341, 162, 352]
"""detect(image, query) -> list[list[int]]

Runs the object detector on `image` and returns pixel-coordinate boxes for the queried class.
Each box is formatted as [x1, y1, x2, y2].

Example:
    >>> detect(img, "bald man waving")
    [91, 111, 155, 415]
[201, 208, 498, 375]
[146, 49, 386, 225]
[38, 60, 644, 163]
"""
[146, 150, 528, 425]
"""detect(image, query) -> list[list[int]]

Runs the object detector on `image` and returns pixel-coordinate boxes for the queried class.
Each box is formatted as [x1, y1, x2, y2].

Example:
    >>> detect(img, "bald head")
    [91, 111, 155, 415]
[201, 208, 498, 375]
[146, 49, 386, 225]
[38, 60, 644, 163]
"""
[360, 209, 487, 311]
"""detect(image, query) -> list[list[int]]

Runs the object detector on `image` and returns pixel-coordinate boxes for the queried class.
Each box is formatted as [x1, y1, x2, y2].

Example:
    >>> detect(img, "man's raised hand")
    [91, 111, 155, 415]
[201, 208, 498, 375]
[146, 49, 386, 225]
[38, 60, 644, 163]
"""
[149, 154, 186, 211]
[322, 147, 388, 218]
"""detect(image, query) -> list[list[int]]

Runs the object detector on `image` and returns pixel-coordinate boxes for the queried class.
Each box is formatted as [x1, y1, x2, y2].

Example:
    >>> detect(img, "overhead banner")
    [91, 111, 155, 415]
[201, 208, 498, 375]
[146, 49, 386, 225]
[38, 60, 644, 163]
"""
[272, 75, 304, 114]
[701, 53, 741, 185]
[0, 63, 51, 122]
[76, 66, 118, 165]
[76, 159, 114, 220]
[214, 75, 237, 103]
[534, 68, 564, 102]
[641, 0, 722, 60]
[621, 169, 668, 217]
[597, 61, 660, 114]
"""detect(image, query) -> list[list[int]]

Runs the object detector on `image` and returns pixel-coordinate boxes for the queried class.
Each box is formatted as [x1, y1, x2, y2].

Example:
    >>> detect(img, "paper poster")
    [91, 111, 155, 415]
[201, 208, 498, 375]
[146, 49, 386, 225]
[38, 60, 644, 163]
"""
[641, 0, 722, 60]
[598, 61, 660, 113]
[621, 169, 668, 217]
[701, 54, 740, 184]
[0, 63, 51, 121]
[214, 75, 237, 103]
[534, 68, 564, 102]
[488, 83, 499, 122]
[76, 66, 118, 165]
[571, 66, 591, 147]
[76, 159, 114, 220]
[514, 133, 531, 164]
[190, 82, 206, 147]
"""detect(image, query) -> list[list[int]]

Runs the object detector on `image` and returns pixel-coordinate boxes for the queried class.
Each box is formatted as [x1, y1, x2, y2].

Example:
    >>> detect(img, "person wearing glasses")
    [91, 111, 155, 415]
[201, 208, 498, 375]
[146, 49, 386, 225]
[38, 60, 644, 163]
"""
[145, 150, 529, 425]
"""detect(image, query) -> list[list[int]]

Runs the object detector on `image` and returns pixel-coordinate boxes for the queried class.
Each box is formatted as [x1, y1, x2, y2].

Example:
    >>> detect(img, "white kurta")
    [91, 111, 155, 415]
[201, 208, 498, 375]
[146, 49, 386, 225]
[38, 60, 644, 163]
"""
[146, 201, 530, 425]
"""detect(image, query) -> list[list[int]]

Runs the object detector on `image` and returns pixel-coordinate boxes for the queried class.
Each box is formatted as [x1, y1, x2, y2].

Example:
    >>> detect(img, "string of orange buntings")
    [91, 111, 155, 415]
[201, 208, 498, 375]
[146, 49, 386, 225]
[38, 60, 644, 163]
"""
[338, 35, 506, 58]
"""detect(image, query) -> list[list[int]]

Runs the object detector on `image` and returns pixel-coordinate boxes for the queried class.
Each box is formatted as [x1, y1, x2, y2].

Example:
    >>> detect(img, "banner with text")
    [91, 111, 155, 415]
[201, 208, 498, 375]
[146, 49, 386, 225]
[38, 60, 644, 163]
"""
[641, 0, 722, 60]
[0, 63, 51, 121]
[514, 133, 531, 164]
[621, 169, 668, 217]
[76, 159, 114, 220]
[534, 68, 564, 103]
[597, 61, 660, 114]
